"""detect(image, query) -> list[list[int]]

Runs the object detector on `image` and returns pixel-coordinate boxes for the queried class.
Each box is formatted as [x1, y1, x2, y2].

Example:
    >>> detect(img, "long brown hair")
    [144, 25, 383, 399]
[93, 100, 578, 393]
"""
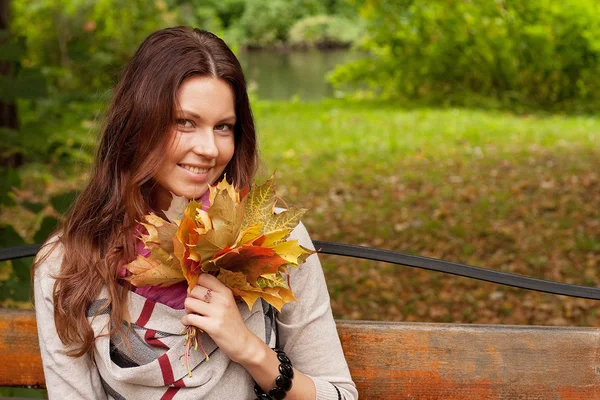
[32, 27, 258, 357]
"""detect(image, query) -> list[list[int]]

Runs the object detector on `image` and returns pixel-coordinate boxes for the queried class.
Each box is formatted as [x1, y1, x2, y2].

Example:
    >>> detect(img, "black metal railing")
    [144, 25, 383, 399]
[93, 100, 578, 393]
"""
[2, 242, 600, 300]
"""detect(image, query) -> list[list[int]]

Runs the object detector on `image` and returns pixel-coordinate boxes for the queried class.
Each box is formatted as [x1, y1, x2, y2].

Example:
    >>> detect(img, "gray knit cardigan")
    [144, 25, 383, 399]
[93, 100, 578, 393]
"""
[34, 223, 358, 400]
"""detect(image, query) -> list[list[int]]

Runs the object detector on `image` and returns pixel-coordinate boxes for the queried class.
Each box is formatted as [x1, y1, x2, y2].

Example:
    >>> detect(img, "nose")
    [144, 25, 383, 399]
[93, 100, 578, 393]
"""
[191, 128, 219, 159]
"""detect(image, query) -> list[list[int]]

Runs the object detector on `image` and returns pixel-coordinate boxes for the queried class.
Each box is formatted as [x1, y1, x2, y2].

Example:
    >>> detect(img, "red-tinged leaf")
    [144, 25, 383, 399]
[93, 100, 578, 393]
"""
[213, 245, 233, 259]
[173, 235, 185, 263]
[182, 257, 202, 291]
[176, 200, 211, 288]
[239, 185, 250, 200]
[207, 245, 289, 285]
[251, 234, 267, 246]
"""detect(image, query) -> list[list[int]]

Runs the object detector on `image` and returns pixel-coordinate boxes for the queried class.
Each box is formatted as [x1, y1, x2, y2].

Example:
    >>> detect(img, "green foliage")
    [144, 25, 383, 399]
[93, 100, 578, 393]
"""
[0, 31, 48, 171]
[33, 217, 59, 244]
[288, 15, 365, 48]
[0, 32, 47, 102]
[238, 0, 327, 46]
[50, 190, 79, 215]
[329, 0, 600, 110]
[0, 192, 73, 306]
[11, 0, 181, 94]
[0, 387, 47, 398]
[0, 224, 31, 303]
[0, 168, 20, 206]
[11, 0, 362, 87]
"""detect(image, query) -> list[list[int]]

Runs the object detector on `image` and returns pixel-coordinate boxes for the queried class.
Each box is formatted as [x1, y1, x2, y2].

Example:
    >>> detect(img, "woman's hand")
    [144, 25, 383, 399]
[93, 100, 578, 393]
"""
[181, 273, 266, 366]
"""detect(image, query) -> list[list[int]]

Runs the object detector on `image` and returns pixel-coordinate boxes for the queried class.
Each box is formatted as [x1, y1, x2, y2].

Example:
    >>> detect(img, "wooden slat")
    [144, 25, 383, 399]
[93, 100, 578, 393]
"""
[1, 309, 600, 398]
[336, 321, 600, 399]
[0, 309, 45, 388]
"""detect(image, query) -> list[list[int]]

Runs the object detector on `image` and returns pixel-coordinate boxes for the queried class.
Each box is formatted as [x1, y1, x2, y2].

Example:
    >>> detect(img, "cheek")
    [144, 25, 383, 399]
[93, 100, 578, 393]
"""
[219, 137, 235, 165]
[166, 134, 184, 161]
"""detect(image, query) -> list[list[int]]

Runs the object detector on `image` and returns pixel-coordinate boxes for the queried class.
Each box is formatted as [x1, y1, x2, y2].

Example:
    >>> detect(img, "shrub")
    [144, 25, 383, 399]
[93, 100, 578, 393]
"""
[328, 0, 600, 110]
[238, 0, 327, 47]
[288, 15, 365, 48]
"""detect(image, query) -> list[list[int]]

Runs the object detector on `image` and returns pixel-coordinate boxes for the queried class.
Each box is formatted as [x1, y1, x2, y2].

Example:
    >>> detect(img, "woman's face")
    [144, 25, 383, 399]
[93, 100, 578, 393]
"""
[153, 76, 236, 211]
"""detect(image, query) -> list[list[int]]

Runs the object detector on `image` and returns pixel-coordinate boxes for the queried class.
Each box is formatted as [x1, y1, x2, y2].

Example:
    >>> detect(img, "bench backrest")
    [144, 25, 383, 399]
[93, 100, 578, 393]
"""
[1, 309, 599, 398]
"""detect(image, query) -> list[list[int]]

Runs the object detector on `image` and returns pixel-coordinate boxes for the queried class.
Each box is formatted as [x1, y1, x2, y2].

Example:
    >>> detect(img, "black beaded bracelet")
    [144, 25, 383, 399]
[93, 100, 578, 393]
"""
[254, 348, 294, 400]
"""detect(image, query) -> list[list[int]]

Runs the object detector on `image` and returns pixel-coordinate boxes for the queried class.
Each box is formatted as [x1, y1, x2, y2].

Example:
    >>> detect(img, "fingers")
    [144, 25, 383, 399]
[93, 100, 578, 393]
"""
[197, 273, 232, 295]
[184, 296, 211, 315]
[181, 312, 207, 328]
[188, 285, 216, 302]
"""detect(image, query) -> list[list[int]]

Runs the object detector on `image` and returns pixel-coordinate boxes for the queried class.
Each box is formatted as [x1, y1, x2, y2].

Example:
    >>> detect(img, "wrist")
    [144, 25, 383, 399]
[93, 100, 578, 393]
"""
[253, 348, 294, 400]
[236, 332, 270, 367]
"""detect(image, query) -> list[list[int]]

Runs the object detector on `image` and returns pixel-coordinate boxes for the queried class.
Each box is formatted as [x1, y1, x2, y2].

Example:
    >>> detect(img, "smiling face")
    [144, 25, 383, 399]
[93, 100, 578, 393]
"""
[153, 76, 236, 211]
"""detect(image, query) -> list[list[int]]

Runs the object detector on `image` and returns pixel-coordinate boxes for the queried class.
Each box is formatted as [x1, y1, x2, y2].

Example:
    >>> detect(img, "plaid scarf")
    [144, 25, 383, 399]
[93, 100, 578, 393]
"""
[88, 287, 277, 399]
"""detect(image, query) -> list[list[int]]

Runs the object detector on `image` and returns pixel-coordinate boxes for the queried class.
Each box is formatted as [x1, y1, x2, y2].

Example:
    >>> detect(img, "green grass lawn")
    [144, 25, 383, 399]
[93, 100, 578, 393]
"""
[3, 99, 599, 327]
[252, 100, 599, 326]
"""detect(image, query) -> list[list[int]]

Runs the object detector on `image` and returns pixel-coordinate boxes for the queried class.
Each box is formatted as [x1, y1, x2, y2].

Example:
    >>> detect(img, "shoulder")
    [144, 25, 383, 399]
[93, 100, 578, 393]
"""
[289, 222, 315, 252]
[33, 234, 65, 289]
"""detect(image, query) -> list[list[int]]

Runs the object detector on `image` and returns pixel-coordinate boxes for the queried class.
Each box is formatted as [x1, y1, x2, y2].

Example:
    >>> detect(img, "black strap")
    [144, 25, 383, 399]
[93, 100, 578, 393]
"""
[312, 241, 600, 301]
[2, 242, 600, 300]
[0, 244, 40, 261]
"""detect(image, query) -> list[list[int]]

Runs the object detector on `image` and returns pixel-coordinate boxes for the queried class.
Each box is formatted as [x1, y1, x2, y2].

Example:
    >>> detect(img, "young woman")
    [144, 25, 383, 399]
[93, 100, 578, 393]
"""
[33, 27, 358, 399]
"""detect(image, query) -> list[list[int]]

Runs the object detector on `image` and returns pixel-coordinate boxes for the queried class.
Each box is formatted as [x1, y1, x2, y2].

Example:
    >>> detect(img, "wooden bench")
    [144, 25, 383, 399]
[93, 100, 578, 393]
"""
[1, 309, 599, 398]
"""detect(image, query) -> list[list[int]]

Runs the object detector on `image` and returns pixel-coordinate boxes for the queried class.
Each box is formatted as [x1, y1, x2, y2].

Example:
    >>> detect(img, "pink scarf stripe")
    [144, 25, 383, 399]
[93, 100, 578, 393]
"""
[157, 353, 175, 385]
[144, 329, 170, 349]
[159, 387, 180, 400]
[173, 378, 186, 388]
[135, 299, 156, 327]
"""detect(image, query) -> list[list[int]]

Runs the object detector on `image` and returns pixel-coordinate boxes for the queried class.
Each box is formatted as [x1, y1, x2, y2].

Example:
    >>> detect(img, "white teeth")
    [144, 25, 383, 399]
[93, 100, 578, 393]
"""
[181, 164, 209, 174]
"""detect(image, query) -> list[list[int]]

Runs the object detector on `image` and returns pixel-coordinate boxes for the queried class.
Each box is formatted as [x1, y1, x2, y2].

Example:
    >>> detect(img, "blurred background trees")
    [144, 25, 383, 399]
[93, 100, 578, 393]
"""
[4, 2, 598, 397]
[330, 0, 600, 111]
[1, 0, 598, 325]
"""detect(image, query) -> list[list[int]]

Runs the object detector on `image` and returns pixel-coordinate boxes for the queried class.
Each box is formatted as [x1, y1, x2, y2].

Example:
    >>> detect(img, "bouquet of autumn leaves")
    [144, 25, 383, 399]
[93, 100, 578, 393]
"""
[122, 176, 314, 375]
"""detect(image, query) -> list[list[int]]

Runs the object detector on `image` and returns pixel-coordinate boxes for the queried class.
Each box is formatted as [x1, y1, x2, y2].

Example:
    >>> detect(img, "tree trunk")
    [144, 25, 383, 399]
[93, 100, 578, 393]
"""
[0, 0, 22, 167]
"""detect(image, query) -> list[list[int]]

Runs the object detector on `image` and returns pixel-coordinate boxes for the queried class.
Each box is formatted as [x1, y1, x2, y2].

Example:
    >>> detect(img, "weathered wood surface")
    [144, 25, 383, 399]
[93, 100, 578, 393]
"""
[1, 309, 599, 398]
[336, 321, 600, 399]
[0, 309, 44, 389]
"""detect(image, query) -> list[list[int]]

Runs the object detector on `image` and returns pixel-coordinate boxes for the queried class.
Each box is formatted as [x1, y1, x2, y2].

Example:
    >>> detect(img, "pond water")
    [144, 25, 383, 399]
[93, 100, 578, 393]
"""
[237, 49, 366, 101]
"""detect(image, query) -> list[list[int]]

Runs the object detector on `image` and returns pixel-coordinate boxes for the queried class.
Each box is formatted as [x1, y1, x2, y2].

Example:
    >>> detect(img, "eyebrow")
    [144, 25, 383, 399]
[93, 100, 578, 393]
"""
[179, 109, 236, 123]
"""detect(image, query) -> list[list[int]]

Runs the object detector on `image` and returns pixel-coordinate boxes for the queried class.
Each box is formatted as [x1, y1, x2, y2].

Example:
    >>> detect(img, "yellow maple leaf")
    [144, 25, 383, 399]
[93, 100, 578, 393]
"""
[262, 286, 296, 312]
[139, 214, 178, 253]
[270, 239, 313, 265]
[124, 248, 184, 287]
[241, 176, 307, 236]
[190, 182, 246, 265]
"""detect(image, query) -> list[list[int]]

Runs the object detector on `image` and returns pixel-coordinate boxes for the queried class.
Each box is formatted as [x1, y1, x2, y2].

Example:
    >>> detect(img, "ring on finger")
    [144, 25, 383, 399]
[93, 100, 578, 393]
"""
[203, 288, 213, 303]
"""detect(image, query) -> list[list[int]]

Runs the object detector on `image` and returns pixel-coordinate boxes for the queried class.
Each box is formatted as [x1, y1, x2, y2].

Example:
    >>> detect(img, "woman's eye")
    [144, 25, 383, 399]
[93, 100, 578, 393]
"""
[215, 124, 233, 132]
[176, 119, 194, 129]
